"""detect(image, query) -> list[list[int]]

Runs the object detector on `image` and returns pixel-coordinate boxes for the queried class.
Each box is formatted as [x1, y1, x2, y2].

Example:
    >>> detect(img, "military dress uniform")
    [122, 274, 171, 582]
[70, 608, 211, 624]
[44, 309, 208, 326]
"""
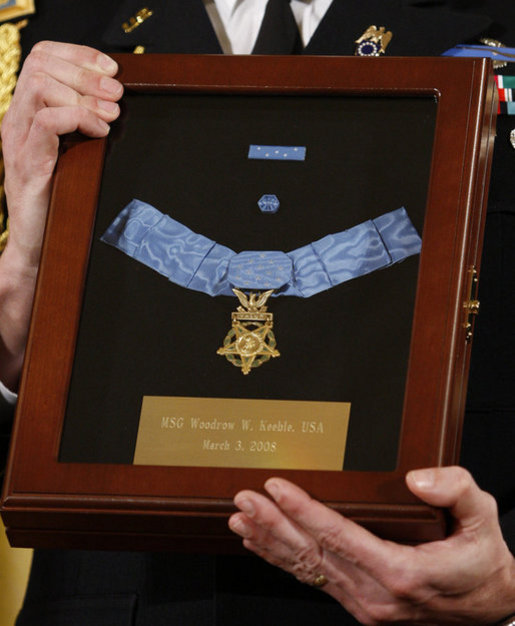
[0, 1, 513, 624]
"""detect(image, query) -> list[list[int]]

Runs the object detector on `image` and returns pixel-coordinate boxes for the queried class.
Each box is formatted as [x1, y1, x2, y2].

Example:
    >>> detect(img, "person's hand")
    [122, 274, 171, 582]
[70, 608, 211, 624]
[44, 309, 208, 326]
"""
[0, 41, 123, 389]
[1, 40, 122, 266]
[229, 467, 515, 625]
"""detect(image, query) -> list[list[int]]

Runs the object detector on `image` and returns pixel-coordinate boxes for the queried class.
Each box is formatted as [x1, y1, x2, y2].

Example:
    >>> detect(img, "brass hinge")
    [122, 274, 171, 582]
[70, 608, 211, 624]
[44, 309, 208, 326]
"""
[463, 267, 479, 343]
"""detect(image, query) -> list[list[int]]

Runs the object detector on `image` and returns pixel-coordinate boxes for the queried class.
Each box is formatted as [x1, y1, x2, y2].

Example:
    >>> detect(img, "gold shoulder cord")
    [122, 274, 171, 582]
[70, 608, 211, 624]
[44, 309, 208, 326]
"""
[0, 20, 26, 254]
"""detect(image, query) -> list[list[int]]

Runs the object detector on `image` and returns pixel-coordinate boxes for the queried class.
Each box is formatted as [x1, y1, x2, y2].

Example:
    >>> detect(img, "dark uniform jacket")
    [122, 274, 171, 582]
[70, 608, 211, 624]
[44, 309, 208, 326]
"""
[3, 1, 513, 624]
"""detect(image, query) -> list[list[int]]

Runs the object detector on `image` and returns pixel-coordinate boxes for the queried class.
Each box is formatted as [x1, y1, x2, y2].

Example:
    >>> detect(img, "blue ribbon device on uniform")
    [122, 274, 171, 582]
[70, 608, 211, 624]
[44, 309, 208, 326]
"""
[442, 43, 515, 62]
[102, 199, 421, 374]
[443, 44, 515, 115]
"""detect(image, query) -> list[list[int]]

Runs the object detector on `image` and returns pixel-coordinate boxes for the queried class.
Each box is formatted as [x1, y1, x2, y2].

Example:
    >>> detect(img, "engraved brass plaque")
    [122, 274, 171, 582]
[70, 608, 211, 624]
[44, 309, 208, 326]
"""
[134, 396, 351, 470]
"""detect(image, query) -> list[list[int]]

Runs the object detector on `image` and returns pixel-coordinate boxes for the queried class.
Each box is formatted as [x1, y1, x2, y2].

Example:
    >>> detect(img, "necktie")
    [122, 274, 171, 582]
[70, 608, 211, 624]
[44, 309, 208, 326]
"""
[252, 0, 303, 54]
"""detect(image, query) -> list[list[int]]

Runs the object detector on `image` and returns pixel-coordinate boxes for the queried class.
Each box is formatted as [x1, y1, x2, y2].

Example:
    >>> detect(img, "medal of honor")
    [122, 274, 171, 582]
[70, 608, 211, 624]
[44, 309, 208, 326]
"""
[217, 289, 280, 375]
[102, 200, 421, 376]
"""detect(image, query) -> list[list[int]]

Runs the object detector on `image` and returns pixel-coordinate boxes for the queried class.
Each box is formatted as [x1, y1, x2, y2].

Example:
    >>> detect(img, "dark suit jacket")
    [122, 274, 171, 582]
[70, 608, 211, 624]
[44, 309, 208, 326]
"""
[6, 1, 514, 624]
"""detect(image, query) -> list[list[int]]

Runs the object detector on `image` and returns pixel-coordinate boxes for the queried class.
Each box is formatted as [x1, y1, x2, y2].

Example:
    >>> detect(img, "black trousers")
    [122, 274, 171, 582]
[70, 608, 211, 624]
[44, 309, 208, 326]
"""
[17, 550, 359, 626]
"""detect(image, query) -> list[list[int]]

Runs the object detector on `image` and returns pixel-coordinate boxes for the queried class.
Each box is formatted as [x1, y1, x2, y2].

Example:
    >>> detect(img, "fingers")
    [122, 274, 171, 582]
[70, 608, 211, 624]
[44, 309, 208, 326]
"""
[406, 466, 499, 533]
[405, 466, 511, 591]
[262, 477, 401, 571]
[2, 40, 123, 164]
[229, 482, 430, 622]
[13, 70, 121, 123]
[30, 40, 119, 75]
[0, 41, 123, 271]
[230, 510, 369, 624]
[230, 489, 327, 585]
[230, 479, 413, 585]
[229, 475, 515, 625]
[18, 44, 122, 101]
[3, 41, 122, 146]
[28, 106, 110, 159]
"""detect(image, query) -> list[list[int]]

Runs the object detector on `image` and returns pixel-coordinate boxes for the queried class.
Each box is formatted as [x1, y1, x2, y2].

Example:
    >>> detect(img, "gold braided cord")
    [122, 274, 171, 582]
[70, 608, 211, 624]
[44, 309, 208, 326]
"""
[0, 20, 26, 253]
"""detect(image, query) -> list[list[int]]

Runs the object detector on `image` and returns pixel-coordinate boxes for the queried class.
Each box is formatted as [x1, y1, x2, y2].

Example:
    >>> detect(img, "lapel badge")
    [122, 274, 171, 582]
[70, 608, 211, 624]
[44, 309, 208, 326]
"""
[510, 129, 515, 150]
[217, 289, 280, 375]
[355, 25, 392, 56]
[122, 7, 153, 34]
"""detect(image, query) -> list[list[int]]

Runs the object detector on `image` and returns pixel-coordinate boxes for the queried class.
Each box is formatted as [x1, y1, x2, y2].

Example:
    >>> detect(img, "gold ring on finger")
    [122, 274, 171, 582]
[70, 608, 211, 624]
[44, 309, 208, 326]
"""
[312, 573, 328, 587]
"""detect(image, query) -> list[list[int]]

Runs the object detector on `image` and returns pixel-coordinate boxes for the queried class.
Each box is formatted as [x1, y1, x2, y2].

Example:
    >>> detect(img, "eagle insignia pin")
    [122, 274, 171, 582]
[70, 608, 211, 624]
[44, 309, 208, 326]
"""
[355, 25, 392, 56]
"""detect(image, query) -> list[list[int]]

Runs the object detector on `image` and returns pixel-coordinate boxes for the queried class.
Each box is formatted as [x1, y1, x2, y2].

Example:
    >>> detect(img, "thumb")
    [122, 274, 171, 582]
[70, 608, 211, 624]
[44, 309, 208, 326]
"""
[406, 466, 498, 531]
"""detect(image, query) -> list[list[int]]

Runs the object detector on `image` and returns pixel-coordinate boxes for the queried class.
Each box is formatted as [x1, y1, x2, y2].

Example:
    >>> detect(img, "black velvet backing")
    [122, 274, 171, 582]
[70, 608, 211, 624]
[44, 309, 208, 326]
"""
[59, 93, 436, 470]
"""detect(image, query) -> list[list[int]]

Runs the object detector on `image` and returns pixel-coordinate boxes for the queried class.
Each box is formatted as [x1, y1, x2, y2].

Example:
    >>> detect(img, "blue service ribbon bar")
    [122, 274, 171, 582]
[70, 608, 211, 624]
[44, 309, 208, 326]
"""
[101, 199, 421, 298]
[442, 44, 515, 62]
[248, 145, 306, 161]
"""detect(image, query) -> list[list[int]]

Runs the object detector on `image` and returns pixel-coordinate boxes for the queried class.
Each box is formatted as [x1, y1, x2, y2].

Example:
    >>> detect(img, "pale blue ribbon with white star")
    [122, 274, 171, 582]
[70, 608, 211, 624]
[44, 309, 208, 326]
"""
[248, 145, 306, 161]
[101, 199, 421, 297]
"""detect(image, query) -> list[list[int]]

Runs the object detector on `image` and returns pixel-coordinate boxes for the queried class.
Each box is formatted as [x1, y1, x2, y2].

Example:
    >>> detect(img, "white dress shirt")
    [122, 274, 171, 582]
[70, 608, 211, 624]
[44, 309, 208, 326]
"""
[0, 379, 16, 412]
[206, 0, 333, 54]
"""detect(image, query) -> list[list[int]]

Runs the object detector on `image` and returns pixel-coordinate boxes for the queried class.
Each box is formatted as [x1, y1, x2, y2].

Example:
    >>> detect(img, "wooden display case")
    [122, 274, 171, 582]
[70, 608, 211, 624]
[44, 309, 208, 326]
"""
[1, 54, 497, 549]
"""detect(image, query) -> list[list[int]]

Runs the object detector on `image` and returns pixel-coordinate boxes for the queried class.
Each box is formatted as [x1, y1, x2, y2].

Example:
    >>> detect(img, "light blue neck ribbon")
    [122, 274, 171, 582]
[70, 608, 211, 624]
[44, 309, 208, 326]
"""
[442, 44, 515, 62]
[101, 199, 421, 298]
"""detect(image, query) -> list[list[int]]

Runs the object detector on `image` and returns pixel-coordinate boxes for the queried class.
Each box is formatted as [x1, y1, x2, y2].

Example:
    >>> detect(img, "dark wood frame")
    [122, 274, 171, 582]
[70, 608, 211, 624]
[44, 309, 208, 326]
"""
[1, 55, 497, 549]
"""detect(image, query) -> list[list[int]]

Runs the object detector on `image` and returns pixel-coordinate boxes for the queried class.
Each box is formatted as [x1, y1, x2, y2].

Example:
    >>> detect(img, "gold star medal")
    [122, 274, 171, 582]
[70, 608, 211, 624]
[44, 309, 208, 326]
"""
[217, 289, 280, 375]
